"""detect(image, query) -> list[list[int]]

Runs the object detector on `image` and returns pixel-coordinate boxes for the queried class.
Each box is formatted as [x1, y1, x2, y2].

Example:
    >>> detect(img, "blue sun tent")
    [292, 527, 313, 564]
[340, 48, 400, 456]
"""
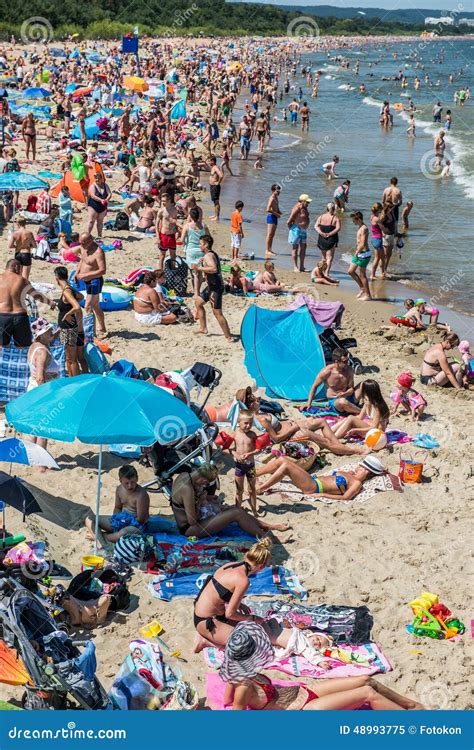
[241, 304, 326, 401]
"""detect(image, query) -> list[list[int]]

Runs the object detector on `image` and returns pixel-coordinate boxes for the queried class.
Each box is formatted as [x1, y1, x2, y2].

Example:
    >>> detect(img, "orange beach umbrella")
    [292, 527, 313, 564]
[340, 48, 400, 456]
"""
[123, 76, 149, 93]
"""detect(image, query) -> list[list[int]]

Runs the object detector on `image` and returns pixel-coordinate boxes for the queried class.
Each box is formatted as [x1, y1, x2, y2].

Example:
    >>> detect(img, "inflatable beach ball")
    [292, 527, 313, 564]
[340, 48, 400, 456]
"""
[364, 428, 388, 451]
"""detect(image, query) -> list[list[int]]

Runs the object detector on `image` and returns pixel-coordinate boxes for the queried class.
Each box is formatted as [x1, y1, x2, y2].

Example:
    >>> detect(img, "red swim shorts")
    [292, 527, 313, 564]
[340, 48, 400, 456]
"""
[159, 232, 177, 251]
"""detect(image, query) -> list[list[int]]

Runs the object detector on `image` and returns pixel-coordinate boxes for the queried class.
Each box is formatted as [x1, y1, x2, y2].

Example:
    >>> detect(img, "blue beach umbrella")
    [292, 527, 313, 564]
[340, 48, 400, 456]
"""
[6, 374, 202, 550]
[0, 173, 49, 191]
[21, 87, 51, 99]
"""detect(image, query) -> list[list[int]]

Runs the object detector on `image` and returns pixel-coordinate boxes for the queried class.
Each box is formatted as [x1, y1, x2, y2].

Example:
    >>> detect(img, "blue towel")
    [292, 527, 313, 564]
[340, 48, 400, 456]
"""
[153, 521, 255, 545]
[149, 565, 307, 602]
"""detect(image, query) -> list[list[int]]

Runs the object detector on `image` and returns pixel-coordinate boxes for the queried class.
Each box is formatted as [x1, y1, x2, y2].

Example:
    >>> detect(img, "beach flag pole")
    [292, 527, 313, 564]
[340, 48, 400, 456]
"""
[93, 444, 104, 555]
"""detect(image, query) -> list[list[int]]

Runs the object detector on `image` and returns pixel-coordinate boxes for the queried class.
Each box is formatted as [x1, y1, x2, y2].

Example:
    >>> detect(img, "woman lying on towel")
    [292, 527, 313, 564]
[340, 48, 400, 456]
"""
[170, 464, 290, 541]
[256, 456, 386, 500]
[218, 622, 426, 711]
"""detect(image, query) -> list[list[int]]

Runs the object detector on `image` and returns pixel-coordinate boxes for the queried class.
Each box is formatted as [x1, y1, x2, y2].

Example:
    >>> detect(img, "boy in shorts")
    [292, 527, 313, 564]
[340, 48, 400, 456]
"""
[233, 410, 259, 515]
[230, 200, 244, 260]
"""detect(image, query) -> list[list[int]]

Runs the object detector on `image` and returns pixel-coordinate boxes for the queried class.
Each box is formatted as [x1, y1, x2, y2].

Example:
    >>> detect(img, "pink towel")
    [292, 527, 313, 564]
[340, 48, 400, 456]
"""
[203, 641, 392, 679]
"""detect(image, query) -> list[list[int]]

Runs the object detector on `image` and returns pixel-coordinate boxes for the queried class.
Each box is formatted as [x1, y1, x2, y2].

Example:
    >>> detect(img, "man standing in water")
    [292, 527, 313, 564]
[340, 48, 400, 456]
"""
[300, 101, 310, 132]
[287, 194, 311, 272]
[382, 177, 402, 233]
[288, 98, 299, 128]
[347, 211, 372, 302]
[265, 183, 282, 258]
[434, 130, 446, 168]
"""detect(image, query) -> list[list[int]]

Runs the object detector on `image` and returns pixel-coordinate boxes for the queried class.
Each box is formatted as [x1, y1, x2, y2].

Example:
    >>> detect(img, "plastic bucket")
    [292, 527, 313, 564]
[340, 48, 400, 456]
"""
[81, 555, 105, 572]
[399, 449, 426, 484]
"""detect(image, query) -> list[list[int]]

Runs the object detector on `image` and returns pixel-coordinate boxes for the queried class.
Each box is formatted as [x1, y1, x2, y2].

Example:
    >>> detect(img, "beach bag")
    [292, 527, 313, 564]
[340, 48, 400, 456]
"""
[164, 256, 188, 296]
[114, 211, 130, 231]
[399, 448, 426, 484]
[161, 680, 198, 710]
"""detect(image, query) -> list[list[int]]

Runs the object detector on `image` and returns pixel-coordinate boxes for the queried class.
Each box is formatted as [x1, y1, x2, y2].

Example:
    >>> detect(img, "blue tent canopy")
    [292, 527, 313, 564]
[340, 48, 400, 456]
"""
[241, 304, 326, 401]
[0, 173, 49, 191]
[21, 87, 51, 99]
[72, 108, 110, 140]
[170, 99, 186, 121]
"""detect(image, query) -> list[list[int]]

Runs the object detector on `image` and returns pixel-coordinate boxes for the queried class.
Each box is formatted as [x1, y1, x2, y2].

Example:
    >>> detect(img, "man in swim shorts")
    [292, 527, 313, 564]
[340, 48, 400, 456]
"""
[306, 348, 362, 414]
[288, 98, 299, 127]
[287, 194, 311, 272]
[7, 216, 37, 280]
[156, 192, 179, 269]
[208, 156, 223, 220]
[0, 260, 35, 348]
[265, 184, 282, 257]
[75, 233, 107, 338]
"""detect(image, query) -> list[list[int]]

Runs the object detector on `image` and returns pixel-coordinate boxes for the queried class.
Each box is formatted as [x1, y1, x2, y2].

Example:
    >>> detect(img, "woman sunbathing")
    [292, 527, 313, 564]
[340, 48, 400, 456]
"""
[219, 622, 426, 711]
[332, 379, 389, 440]
[256, 455, 386, 500]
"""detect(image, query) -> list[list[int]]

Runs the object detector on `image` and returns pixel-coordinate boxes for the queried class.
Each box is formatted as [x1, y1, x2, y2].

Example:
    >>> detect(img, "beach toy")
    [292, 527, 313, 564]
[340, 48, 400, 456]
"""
[0, 534, 26, 550]
[399, 448, 425, 483]
[408, 592, 465, 640]
[140, 620, 163, 639]
[94, 338, 113, 355]
[390, 315, 417, 328]
[364, 428, 387, 451]
[81, 555, 104, 572]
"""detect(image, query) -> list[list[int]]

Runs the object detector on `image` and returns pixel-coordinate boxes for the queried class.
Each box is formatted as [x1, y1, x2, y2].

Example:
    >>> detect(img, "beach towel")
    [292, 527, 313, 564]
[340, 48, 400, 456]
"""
[288, 295, 344, 329]
[204, 641, 391, 681]
[152, 520, 256, 546]
[244, 601, 373, 643]
[269, 464, 402, 505]
[148, 565, 307, 603]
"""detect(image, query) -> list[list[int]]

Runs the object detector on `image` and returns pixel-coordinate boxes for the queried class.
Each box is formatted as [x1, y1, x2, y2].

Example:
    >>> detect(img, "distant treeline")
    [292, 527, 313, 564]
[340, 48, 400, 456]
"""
[0, 0, 471, 40]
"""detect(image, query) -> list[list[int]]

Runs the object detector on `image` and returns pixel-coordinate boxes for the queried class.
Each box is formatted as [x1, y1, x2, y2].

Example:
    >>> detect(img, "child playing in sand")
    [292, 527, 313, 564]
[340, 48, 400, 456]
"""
[230, 200, 244, 261]
[391, 372, 427, 422]
[311, 259, 339, 286]
[458, 340, 474, 387]
[85, 465, 150, 543]
[233, 411, 260, 515]
[229, 263, 253, 295]
[404, 298, 450, 331]
[402, 201, 413, 231]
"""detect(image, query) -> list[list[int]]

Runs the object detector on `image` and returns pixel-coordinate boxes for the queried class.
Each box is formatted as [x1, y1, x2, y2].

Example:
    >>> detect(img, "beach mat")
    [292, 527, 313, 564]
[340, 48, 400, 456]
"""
[148, 565, 307, 602]
[204, 640, 392, 680]
[268, 464, 402, 505]
[153, 521, 256, 546]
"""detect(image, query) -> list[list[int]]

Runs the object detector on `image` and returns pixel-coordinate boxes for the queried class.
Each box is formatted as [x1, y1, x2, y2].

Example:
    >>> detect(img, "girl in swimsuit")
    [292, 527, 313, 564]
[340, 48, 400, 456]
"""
[332, 379, 390, 440]
[219, 622, 426, 711]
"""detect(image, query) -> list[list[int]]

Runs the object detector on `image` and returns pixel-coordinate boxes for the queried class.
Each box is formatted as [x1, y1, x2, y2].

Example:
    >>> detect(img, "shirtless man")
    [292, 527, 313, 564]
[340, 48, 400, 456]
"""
[238, 117, 251, 160]
[265, 183, 282, 257]
[8, 216, 37, 279]
[347, 211, 372, 301]
[306, 348, 362, 415]
[118, 105, 132, 141]
[155, 192, 179, 270]
[382, 177, 402, 231]
[75, 233, 106, 337]
[136, 195, 157, 232]
[434, 130, 446, 168]
[208, 156, 223, 221]
[287, 194, 311, 272]
[300, 101, 310, 132]
[85, 465, 150, 543]
[288, 98, 299, 127]
[0, 259, 54, 348]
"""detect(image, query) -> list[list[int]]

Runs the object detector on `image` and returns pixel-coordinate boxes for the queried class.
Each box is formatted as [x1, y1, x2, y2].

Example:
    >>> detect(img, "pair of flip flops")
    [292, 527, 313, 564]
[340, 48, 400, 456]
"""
[412, 433, 440, 449]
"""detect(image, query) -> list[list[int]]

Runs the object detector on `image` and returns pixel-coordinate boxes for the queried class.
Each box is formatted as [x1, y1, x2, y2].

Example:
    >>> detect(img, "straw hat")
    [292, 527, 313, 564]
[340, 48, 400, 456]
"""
[359, 456, 385, 475]
[299, 193, 312, 203]
[219, 622, 274, 683]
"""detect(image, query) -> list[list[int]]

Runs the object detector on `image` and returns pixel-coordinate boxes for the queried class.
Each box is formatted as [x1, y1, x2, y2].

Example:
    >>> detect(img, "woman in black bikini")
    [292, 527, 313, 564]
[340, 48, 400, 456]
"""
[87, 172, 111, 237]
[54, 266, 88, 376]
[21, 113, 36, 162]
[193, 538, 292, 653]
[315, 202, 340, 277]
[420, 332, 462, 389]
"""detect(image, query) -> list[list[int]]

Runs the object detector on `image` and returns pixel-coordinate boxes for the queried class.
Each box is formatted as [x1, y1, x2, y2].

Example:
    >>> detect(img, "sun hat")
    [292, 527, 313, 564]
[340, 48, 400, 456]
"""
[359, 456, 385, 475]
[219, 622, 274, 683]
[415, 298, 426, 306]
[397, 372, 414, 388]
[458, 340, 470, 354]
[30, 317, 53, 340]
[299, 193, 312, 203]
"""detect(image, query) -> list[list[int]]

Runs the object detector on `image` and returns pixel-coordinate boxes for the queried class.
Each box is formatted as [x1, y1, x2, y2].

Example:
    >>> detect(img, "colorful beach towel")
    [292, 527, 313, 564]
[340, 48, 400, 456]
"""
[269, 464, 402, 505]
[204, 641, 391, 682]
[152, 521, 255, 546]
[148, 565, 307, 602]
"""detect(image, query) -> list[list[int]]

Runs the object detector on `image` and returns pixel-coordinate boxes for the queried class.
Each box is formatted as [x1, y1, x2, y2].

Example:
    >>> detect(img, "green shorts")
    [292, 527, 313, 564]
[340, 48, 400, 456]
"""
[351, 254, 371, 269]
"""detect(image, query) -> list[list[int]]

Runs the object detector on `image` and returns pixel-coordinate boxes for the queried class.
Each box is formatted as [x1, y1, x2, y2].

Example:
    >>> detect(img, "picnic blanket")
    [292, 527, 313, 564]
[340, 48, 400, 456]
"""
[246, 601, 373, 643]
[204, 640, 391, 680]
[149, 565, 307, 602]
[152, 520, 255, 545]
[269, 463, 402, 505]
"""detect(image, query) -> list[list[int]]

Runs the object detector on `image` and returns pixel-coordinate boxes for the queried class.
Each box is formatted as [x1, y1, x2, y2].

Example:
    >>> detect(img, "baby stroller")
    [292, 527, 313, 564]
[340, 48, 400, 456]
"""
[0, 578, 112, 710]
[141, 362, 222, 494]
[319, 328, 363, 375]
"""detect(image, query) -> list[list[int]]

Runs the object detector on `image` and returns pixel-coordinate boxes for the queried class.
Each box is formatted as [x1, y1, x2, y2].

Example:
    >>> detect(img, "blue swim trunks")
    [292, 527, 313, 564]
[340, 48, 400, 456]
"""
[327, 394, 358, 413]
[266, 213, 278, 225]
[290, 111, 297, 123]
[85, 277, 104, 296]
[288, 225, 307, 245]
[109, 511, 141, 533]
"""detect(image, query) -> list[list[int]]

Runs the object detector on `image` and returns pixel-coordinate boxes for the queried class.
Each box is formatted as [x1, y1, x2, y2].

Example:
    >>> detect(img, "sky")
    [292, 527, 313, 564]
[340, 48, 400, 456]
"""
[250, 0, 470, 11]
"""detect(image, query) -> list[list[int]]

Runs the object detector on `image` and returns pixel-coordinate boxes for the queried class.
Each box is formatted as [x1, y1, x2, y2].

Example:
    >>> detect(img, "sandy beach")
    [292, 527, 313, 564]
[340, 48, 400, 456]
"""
[0, 37, 472, 712]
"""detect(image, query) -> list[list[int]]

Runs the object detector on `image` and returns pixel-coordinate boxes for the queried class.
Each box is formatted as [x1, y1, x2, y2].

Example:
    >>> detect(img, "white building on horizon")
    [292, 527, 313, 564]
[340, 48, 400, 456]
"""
[424, 16, 455, 25]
